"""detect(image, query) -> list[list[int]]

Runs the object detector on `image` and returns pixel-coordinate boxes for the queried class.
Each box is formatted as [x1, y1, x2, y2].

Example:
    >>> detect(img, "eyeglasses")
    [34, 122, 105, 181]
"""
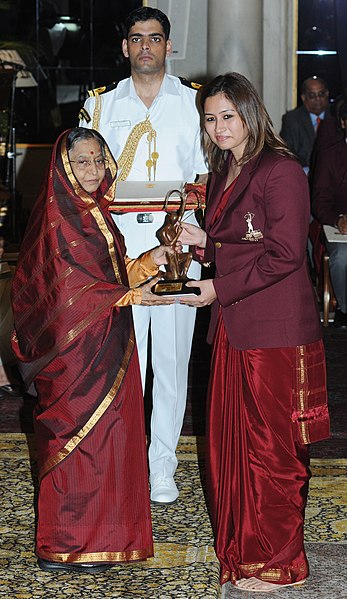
[70, 157, 108, 171]
[306, 91, 328, 99]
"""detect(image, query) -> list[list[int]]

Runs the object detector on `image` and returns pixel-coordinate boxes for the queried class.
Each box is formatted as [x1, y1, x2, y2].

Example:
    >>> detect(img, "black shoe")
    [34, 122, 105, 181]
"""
[333, 309, 347, 328]
[0, 384, 23, 398]
[37, 558, 113, 573]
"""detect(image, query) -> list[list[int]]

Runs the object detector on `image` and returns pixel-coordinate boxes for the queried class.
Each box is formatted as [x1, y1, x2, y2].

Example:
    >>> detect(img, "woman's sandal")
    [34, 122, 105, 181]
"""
[235, 576, 306, 593]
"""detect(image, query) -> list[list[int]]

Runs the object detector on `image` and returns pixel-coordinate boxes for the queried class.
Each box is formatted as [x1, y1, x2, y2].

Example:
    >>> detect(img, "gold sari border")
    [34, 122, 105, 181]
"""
[40, 545, 154, 564]
[222, 559, 308, 584]
[293, 343, 330, 445]
[40, 331, 135, 479]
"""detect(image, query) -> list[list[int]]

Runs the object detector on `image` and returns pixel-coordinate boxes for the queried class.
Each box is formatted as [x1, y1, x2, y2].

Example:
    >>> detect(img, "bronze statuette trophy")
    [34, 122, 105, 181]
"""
[152, 189, 202, 296]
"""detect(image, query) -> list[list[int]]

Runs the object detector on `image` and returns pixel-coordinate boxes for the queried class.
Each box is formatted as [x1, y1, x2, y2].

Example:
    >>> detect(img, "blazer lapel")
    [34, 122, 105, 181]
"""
[206, 153, 260, 232]
[205, 173, 226, 230]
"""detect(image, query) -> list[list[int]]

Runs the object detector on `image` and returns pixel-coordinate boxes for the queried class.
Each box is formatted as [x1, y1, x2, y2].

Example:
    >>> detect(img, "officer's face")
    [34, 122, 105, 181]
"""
[122, 19, 172, 75]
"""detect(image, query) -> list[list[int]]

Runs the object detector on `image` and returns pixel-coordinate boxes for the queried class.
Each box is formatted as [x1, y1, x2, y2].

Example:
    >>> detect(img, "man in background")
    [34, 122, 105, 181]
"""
[280, 76, 331, 174]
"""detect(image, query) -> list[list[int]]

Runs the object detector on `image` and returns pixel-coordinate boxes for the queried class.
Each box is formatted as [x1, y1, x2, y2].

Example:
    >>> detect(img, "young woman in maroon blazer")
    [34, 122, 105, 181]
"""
[179, 73, 330, 594]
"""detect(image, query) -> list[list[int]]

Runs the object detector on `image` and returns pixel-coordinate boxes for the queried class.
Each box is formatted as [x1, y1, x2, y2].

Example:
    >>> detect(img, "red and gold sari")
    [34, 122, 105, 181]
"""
[11, 129, 155, 564]
[207, 316, 330, 587]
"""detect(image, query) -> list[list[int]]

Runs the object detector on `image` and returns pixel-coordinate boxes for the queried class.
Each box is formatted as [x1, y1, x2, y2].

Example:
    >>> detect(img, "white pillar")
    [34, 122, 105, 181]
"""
[207, 0, 297, 131]
[207, 0, 263, 93]
[263, 0, 297, 130]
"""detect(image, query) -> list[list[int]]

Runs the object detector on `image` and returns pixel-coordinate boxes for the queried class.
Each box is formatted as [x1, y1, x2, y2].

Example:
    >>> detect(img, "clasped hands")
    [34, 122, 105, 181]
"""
[140, 223, 216, 306]
[140, 243, 179, 305]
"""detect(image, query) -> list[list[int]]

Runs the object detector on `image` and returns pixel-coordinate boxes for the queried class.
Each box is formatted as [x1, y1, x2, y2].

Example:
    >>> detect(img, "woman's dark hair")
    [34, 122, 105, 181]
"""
[124, 7, 171, 40]
[66, 127, 106, 156]
[200, 72, 294, 173]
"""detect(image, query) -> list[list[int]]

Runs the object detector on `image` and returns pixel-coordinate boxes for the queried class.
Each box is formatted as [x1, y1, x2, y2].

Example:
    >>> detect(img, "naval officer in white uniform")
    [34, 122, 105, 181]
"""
[79, 6, 207, 504]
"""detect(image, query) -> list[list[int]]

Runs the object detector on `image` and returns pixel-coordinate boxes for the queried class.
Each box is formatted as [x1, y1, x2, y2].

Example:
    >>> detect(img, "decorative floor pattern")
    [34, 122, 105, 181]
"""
[222, 543, 347, 599]
[0, 434, 346, 598]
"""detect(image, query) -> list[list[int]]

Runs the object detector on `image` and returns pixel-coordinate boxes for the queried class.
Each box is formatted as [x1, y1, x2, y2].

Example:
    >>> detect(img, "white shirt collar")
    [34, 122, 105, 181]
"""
[117, 74, 180, 101]
[309, 111, 325, 126]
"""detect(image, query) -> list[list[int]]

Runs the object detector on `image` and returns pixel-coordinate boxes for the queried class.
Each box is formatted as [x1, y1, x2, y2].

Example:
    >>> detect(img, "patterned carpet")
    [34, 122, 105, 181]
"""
[0, 434, 346, 599]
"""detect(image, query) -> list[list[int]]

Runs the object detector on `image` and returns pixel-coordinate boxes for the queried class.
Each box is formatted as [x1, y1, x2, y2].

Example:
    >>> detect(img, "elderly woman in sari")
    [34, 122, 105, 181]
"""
[11, 127, 174, 572]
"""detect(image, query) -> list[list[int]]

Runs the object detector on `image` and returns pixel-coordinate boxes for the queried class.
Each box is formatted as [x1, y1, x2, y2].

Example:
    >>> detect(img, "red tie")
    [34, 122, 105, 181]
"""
[316, 116, 321, 130]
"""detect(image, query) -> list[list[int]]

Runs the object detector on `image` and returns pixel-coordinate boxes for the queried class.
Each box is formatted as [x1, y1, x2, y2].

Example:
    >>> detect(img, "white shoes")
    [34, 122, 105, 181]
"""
[150, 476, 179, 504]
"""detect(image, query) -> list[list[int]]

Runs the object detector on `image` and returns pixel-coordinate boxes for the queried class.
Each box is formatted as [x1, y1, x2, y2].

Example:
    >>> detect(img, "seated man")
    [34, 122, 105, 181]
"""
[311, 98, 347, 327]
[280, 76, 331, 175]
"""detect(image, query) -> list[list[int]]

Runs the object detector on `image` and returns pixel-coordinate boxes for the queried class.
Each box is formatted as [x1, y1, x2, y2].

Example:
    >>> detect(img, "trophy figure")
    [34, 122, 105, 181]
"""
[152, 188, 202, 296]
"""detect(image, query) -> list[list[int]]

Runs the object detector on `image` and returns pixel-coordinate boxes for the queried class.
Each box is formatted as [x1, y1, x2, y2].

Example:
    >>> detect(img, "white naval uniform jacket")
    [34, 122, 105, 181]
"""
[79, 74, 207, 257]
[80, 74, 206, 184]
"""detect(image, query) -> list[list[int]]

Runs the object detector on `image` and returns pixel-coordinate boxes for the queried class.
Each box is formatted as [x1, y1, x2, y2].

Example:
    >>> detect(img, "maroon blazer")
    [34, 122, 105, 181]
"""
[200, 148, 322, 350]
[311, 137, 347, 226]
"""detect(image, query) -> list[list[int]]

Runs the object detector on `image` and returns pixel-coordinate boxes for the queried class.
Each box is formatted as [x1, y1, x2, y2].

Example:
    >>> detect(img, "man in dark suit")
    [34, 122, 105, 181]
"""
[280, 76, 330, 173]
[311, 98, 347, 327]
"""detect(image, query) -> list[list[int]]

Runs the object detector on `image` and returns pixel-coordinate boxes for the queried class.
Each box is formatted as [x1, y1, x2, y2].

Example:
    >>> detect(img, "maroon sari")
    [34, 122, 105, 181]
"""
[207, 315, 329, 587]
[11, 129, 153, 564]
[203, 169, 329, 588]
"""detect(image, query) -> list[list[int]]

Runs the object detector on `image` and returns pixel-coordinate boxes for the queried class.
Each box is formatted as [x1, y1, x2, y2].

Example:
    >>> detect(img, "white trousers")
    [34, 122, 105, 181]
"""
[112, 210, 200, 479]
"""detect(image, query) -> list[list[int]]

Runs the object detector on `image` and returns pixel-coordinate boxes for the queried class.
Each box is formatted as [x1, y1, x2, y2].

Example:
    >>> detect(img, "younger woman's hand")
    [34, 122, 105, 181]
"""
[179, 279, 217, 307]
[179, 223, 207, 248]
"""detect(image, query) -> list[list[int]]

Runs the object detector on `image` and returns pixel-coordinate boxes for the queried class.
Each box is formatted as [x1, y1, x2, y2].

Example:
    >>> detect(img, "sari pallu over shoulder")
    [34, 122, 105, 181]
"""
[12, 129, 128, 374]
[11, 129, 137, 476]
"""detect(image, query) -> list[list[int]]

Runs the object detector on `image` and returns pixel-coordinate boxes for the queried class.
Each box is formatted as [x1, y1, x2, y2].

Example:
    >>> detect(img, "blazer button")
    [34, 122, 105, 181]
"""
[215, 241, 222, 248]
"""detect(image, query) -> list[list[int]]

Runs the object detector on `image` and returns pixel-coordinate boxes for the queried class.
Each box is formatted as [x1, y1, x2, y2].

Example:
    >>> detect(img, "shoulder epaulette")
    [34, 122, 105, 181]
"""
[87, 81, 119, 98]
[179, 77, 202, 90]
[78, 107, 91, 123]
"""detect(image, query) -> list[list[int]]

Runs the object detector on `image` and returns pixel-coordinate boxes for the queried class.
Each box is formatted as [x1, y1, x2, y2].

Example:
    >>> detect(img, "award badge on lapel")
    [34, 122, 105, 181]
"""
[242, 212, 263, 241]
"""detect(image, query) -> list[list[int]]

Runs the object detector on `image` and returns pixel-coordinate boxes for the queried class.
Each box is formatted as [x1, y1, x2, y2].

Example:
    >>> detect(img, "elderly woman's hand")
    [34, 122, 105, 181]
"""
[140, 275, 175, 306]
[150, 245, 176, 266]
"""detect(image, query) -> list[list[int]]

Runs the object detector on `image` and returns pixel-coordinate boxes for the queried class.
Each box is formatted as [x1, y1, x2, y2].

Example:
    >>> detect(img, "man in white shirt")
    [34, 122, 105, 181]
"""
[79, 6, 207, 504]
